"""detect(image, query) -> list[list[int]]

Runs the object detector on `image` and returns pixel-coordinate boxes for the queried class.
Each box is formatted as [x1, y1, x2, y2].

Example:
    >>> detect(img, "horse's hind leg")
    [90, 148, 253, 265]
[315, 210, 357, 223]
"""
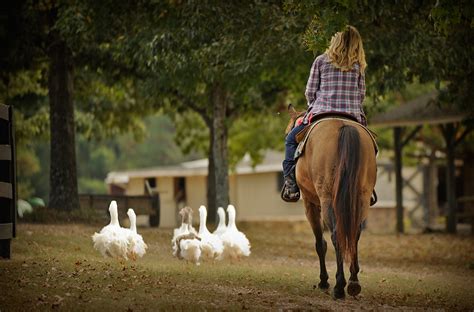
[327, 204, 346, 299]
[304, 200, 329, 290]
[347, 225, 362, 297]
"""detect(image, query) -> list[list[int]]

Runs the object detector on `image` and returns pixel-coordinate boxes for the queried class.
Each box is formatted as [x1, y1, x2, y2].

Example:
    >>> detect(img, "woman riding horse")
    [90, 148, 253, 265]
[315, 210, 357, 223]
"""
[282, 26, 377, 299]
[281, 25, 367, 202]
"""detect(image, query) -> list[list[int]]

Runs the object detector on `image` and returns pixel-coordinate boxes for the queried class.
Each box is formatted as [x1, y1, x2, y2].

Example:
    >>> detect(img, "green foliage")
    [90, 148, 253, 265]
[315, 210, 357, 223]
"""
[228, 111, 288, 169]
[76, 114, 197, 185]
[293, 1, 474, 113]
[1, 0, 153, 142]
[75, 68, 151, 141]
[16, 114, 191, 200]
[111, 115, 196, 169]
[16, 146, 41, 199]
[367, 81, 444, 157]
[79, 146, 116, 180]
[172, 111, 209, 157]
[4, 0, 473, 208]
[172, 107, 289, 169]
[78, 178, 108, 194]
[430, 0, 474, 35]
[0, 67, 48, 99]
[14, 108, 50, 143]
[0, 66, 50, 143]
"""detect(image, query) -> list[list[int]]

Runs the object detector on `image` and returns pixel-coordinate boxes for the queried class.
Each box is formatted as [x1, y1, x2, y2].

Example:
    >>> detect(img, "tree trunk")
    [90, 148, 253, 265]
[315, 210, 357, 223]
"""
[48, 33, 79, 211]
[206, 123, 217, 222]
[207, 85, 229, 223]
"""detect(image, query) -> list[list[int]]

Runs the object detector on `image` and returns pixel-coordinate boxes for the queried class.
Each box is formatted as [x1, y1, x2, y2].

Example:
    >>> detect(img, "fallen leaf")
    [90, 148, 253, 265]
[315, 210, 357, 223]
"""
[51, 295, 64, 309]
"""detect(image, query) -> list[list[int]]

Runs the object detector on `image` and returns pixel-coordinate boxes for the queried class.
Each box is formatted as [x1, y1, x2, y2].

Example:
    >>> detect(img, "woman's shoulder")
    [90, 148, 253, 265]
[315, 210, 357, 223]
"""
[315, 53, 328, 63]
[312, 54, 329, 69]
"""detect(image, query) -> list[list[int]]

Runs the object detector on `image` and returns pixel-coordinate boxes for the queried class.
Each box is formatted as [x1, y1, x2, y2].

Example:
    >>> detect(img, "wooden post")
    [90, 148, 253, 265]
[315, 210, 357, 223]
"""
[10, 105, 17, 238]
[422, 165, 430, 229]
[445, 124, 457, 233]
[0, 104, 15, 259]
[149, 194, 160, 227]
[394, 127, 404, 233]
[428, 151, 439, 228]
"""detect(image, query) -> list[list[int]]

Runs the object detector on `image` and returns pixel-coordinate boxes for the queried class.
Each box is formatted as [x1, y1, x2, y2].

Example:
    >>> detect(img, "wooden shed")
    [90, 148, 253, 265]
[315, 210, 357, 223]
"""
[371, 91, 472, 233]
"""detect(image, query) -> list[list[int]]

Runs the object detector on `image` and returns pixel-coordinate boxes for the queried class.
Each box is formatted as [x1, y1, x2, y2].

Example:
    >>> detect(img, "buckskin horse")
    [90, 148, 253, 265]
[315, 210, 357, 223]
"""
[286, 104, 377, 299]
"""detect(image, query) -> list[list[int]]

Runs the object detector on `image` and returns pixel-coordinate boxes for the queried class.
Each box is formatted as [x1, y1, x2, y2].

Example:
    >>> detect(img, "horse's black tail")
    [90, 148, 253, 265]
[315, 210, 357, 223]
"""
[332, 125, 361, 263]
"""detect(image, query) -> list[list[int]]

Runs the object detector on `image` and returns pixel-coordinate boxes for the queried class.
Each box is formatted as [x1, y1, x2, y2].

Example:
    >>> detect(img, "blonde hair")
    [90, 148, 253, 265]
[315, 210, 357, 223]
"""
[325, 25, 366, 74]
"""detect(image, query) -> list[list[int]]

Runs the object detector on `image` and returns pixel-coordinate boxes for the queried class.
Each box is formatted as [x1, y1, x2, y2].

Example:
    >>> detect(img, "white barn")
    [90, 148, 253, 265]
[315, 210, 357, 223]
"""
[105, 150, 424, 231]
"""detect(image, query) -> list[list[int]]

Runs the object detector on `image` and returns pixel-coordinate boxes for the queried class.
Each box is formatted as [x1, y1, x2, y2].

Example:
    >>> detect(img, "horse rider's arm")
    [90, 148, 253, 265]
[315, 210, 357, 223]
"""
[358, 72, 367, 126]
[305, 57, 321, 106]
[358, 71, 366, 105]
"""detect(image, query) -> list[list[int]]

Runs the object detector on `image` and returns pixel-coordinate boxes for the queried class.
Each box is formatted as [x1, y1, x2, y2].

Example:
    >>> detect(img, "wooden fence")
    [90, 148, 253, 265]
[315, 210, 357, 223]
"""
[0, 104, 17, 259]
[79, 194, 160, 227]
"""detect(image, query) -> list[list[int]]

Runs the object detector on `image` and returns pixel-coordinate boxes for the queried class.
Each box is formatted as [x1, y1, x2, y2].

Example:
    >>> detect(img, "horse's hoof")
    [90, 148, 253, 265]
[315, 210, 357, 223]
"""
[347, 281, 361, 297]
[332, 288, 345, 300]
[318, 281, 330, 290]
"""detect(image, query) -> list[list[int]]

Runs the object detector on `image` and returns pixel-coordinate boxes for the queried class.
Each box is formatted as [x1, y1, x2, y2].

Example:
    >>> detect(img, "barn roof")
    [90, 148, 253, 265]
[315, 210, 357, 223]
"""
[105, 150, 284, 185]
[369, 91, 467, 127]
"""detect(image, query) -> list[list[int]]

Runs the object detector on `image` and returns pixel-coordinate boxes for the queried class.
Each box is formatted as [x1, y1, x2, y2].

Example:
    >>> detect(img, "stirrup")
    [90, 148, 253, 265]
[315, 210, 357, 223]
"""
[281, 184, 300, 202]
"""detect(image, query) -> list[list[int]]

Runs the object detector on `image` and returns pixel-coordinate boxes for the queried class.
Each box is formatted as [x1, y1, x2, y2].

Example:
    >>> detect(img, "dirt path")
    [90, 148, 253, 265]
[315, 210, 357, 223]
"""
[0, 223, 473, 311]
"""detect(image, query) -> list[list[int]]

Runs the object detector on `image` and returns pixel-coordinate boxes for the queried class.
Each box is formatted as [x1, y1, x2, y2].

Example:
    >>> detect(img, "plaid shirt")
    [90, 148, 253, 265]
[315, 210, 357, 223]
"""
[305, 53, 367, 126]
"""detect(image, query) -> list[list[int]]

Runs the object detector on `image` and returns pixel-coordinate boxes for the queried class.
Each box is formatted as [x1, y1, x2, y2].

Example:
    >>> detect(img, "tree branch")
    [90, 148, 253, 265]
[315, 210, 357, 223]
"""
[172, 90, 211, 125]
[455, 124, 473, 147]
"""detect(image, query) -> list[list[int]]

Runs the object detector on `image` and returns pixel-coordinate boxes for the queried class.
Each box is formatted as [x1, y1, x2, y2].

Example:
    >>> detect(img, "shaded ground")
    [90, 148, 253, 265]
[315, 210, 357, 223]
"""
[1, 222, 473, 311]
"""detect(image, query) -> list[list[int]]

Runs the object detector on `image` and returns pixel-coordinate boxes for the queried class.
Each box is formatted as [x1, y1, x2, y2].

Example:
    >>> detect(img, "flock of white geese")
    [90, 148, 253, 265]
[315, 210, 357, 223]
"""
[92, 201, 251, 265]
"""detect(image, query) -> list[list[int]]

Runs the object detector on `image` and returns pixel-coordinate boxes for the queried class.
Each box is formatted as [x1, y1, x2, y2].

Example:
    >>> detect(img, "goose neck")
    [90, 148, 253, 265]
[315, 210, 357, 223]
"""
[228, 212, 236, 229]
[110, 209, 119, 226]
[129, 216, 137, 233]
[199, 210, 208, 234]
[218, 215, 225, 227]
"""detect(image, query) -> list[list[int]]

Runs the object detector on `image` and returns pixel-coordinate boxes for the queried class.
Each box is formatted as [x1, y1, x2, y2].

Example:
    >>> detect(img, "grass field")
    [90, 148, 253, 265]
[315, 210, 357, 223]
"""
[1, 222, 473, 311]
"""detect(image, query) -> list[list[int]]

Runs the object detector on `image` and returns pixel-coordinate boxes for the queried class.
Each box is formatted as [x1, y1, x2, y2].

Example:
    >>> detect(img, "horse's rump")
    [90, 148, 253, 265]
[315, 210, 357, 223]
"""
[297, 120, 376, 263]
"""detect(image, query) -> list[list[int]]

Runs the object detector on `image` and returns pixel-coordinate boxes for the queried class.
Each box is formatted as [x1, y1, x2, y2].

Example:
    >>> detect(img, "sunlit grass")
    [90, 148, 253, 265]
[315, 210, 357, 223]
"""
[0, 222, 473, 310]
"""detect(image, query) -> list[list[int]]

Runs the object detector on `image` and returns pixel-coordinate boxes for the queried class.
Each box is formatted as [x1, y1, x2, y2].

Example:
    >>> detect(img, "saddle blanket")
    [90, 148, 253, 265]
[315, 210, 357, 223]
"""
[294, 117, 379, 159]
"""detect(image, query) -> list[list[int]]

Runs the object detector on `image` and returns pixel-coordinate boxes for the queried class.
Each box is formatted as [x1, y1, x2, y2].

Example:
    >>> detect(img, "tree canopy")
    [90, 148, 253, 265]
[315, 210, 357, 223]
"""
[292, 0, 473, 112]
[78, 1, 310, 219]
[2, 0, 472, 215]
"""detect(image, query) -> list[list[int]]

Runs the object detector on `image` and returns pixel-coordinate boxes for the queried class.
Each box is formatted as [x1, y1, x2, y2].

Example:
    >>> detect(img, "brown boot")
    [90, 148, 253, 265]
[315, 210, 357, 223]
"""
[281, 171, 300, 202]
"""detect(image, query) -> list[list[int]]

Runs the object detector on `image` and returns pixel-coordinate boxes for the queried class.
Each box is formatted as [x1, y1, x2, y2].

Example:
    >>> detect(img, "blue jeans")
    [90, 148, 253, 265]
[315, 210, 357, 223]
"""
[282, 123, 306, 177]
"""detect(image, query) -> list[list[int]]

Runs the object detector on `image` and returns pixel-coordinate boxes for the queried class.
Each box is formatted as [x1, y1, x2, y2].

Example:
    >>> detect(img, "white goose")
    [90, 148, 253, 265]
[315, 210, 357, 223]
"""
[176, 224, 202, 265]
[221, 204, 251, 259]
[198, 205, 224, 260]
[172, 207, 202, 265]
[213, 207, 227, 237]
[173, 208, 188, 242]
[125, 208, 148, 260]
[92, 201, 129, 260]
[172, 207, 197, 243]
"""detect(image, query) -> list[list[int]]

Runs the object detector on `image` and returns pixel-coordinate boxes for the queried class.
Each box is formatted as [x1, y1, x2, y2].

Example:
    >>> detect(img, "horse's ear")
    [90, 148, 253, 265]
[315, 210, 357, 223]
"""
[287, 103, 297, 118]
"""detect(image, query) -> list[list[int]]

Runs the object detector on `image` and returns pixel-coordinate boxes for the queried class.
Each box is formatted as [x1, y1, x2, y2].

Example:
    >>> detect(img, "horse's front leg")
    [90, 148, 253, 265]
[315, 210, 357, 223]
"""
[347, 225, 362, 297]
[328, 205, 346, 299]
[303, 200, 329, 290]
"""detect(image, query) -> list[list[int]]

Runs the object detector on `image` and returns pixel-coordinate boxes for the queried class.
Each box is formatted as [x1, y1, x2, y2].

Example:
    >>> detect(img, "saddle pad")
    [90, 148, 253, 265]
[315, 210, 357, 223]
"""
[294, 117, 379, 159]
